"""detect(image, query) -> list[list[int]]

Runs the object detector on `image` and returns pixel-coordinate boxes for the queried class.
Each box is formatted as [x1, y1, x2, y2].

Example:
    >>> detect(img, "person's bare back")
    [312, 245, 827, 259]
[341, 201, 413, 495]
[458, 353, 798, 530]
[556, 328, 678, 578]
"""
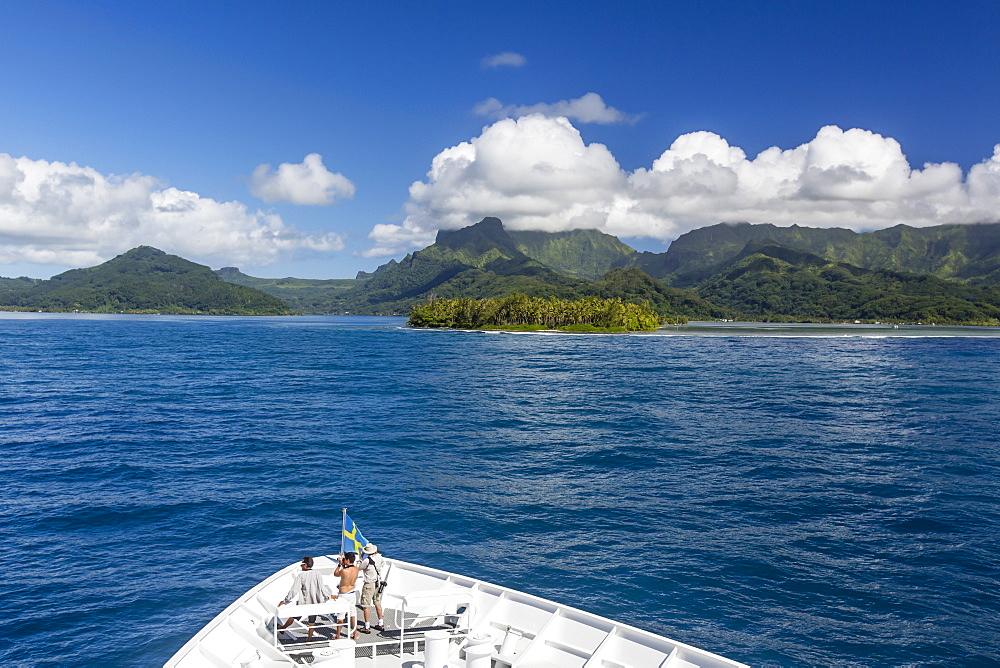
[334, 552, 359, 593]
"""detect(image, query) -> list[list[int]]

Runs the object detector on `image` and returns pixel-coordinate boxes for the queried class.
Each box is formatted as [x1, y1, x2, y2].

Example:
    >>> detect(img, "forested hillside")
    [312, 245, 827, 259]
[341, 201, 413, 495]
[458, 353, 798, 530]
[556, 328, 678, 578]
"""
[630, 221, 1000, 283]
[205, 217, 1000, 324]
[10, 218, 997, 324]
[218, 218, 711, 319]
[2, 247, 291, 315]
[215, 267, 359, 313]
[0, 276, 41, 297]
[507, 227, 638, 279]
[695, 245, 1000, 324]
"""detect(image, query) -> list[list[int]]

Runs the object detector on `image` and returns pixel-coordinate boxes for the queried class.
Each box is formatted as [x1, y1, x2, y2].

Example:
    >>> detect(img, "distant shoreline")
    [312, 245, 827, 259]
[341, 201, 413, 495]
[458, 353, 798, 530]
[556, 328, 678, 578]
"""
[3, 312, 1000, 337]
[416, 320, 1000, 337]
[657, 321, 1000, 337]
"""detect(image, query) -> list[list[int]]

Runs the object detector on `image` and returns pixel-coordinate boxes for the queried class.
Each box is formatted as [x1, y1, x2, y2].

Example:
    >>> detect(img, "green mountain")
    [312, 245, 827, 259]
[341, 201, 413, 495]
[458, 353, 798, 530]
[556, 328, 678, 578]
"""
[215, 267, 360, 313]
[585, 268, 730, 321]
[631, 221, 1000, 284]
[3, 218, 996, 324]
[695, 243, 1000, 324]
[0, 276, 42, 297]
[212, 218, 703, 318]
[506, 227, 638, 280]
[2, 246, 291, 315]
[319, 224, 587, 314]
[284, 218, 708, 318]
[354, 217, 640, 281]
[432, 216, 525, 263]
[203, 216, 1000, 324]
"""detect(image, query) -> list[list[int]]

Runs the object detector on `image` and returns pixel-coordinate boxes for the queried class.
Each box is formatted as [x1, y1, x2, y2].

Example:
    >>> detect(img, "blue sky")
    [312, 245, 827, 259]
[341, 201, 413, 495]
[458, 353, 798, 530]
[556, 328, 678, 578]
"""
[2, 1, 999, 279]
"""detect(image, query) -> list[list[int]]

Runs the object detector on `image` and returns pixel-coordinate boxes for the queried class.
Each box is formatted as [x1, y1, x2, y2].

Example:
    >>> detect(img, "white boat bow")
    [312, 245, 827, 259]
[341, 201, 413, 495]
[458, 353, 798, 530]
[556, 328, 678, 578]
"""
[165, 556, 747, 668]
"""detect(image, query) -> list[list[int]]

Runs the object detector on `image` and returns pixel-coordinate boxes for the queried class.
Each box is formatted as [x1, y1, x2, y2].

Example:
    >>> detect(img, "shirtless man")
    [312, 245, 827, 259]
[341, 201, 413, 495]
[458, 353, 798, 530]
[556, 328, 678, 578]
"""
[332, 551, 360, 640]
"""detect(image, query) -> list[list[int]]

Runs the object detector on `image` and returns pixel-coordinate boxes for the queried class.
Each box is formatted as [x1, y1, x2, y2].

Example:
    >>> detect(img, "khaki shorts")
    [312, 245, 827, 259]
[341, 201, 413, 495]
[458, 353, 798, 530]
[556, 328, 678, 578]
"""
[361, 581, 381, 607]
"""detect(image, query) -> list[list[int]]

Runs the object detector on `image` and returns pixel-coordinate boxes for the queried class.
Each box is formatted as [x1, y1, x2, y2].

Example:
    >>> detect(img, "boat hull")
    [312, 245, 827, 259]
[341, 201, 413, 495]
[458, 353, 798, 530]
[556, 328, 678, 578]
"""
[165, 556, 747, 668]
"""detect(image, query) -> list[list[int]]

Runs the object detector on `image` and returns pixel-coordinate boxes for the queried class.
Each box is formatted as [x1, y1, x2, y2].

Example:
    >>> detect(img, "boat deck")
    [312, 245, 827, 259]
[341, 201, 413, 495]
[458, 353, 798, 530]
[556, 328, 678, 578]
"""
[276, 612, 465, 666]
[165, 557, 749, 668]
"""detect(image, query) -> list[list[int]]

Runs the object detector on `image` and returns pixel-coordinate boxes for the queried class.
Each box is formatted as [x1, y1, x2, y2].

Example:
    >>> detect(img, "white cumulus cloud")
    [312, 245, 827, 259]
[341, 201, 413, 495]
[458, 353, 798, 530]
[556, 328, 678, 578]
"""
[474, 92, 641, 125]
[481, 52, 527, 69]
[0, 154, 345, 270]
[363, 115, 626, 257]
[365, 117, 1000, 257]
[249, 153, 355, 205]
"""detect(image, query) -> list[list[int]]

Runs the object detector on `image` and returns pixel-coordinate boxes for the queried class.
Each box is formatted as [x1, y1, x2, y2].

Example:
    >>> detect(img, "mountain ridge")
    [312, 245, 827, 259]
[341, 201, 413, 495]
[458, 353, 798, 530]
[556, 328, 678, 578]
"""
[5, 219, 1000, 323]
[639, 221, 1000, 284]
[1, 246, 291, 315]
[694, 243, 1000, 323]
[214, 217, 1000, 323]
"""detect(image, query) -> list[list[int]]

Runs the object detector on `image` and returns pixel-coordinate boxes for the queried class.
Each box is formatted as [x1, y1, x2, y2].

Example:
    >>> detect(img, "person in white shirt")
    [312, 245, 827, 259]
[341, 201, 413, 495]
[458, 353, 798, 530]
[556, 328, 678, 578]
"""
[276, 556, 334, 640]
[358, 543, 387, 632]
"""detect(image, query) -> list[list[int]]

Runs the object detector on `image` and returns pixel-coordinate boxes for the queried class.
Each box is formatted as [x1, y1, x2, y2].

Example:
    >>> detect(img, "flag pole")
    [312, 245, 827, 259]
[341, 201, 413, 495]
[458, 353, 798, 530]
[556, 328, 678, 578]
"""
[341, 507, 347, 556]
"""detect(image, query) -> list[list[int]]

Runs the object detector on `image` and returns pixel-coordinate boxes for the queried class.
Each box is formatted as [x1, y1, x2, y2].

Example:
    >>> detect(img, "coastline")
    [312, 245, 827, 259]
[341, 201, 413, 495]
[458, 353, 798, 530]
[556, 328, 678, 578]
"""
[5, 311, 1000, 337]
[654, 321, 1000, 337]
[411, 319, 1000, 337]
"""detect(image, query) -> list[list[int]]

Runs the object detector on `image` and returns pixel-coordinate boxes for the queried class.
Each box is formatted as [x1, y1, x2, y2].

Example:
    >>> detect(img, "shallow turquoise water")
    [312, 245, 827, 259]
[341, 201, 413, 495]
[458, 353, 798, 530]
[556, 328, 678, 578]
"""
[1, 314, 998, 666]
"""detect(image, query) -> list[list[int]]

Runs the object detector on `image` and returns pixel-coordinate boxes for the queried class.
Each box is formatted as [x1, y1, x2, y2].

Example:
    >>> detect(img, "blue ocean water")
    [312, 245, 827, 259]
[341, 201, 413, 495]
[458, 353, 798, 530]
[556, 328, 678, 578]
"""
[1, 314, 999, 667]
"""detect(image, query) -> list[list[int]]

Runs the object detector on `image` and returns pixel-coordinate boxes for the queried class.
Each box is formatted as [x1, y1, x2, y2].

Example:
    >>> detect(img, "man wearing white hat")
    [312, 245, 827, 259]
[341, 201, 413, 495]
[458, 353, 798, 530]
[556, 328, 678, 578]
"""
[358, 543, 387, 633]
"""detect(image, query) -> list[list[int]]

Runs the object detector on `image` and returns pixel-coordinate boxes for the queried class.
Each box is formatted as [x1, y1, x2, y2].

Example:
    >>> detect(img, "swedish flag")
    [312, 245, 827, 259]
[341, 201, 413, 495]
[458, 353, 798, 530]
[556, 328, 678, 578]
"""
[342, 513, 368, 555]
